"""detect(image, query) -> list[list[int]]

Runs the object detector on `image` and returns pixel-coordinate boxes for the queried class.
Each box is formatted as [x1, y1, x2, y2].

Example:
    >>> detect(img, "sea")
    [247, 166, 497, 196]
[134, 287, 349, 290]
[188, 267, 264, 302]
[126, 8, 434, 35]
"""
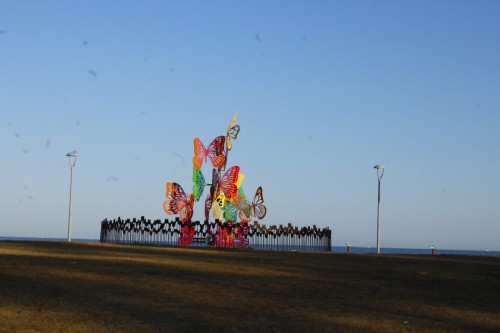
[1, 237, 499, 256]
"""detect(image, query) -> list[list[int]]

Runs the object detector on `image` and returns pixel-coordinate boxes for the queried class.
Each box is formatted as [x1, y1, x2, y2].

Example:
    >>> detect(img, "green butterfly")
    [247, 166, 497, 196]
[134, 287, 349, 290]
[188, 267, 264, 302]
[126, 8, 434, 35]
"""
[192, 167, 206, 201]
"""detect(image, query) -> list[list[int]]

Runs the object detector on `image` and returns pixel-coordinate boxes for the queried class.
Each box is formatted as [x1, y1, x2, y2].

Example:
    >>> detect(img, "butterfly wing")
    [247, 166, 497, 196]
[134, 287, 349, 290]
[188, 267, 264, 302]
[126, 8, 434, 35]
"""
[193, 138, 207, 169]
[226, 113, 240, 151]
[235, 172, 245, 189]
[215, 192, 226, 208]
[179, 223, 195, 246]
[180, 194, 194, 222]
[192, 167, 205, 201]
[227, 113, 239, 133]
[234, 187, 252, 221]
[207, 136, 226, 168]
[212, 200, 223, 220]
[222, 202, 238, 222]
[210, 168, 221, 199]
[193, 136, 224, 169]
[218, 166, 239, 200]
[204, 193, 213, 222]
[232, 222, 249, 247]
[226, 125, 240, 151]
[238, 199, 252, 222]
[163, 182, 194, 221]
[163, 182, 176, 215]
[251, 186, 267, 220]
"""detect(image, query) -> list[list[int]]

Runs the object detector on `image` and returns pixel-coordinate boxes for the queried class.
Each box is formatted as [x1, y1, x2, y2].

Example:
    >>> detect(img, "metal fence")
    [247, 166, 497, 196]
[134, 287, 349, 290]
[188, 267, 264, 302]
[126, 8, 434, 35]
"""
[100, 217, 331, 252]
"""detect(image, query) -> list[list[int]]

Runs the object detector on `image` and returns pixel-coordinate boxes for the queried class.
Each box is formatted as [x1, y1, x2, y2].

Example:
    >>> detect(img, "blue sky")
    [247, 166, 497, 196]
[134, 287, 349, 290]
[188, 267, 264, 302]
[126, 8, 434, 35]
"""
[1, 1, 499, 250]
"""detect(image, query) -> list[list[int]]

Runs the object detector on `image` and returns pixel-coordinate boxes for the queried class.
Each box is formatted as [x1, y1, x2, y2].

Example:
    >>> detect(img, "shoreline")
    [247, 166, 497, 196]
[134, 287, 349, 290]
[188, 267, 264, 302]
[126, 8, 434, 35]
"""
[1, 236, 499, 256]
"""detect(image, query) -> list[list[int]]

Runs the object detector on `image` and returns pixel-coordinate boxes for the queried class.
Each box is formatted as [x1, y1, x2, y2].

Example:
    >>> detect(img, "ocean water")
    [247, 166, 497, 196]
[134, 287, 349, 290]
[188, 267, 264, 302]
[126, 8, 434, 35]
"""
[1, 237, 499, 256]
[331, 246, 500, 256]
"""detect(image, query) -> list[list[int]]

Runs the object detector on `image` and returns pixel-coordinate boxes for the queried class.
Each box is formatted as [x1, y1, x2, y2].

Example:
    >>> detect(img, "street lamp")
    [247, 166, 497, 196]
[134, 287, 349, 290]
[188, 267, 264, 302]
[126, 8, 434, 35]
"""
[66, 150, 78, 242]
[373, 164, 385, 254]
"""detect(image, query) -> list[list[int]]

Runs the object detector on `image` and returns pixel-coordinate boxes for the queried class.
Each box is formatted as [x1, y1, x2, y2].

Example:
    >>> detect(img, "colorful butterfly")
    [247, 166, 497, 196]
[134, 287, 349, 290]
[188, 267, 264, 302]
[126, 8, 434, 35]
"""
[192, 167, 206, 201]
[163, 182, 194, 222]
[178, 223, 195, 246]
[238, 186, 267, 220]
[233, 187, 251, 220]
[250, 186, 267, 220]
[226, 113, 240, 151]
[215, 192, 226, 208]
[212, 200, 223, 220]
[222, 202, 238, 222]
[214, 222, 235, 247]
[193, 136, 226, 169]
[232, 223, 249, 247]
[211, 192, 238, 222]
[211, 166, 240, 201]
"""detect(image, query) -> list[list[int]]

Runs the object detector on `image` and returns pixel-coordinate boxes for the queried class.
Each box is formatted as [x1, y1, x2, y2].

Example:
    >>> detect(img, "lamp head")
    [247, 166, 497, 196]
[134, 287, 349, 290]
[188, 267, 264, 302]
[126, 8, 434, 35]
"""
[373, 164, 384, 170]
[66, 150, 78, 157]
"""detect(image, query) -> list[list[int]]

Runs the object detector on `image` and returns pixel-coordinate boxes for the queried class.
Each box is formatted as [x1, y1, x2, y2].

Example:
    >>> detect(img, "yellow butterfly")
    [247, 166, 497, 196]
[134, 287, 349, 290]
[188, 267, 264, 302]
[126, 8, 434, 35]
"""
[235, 172, 245, 189]
[226, 113, 240, 151]
[212, 200, 223, 220]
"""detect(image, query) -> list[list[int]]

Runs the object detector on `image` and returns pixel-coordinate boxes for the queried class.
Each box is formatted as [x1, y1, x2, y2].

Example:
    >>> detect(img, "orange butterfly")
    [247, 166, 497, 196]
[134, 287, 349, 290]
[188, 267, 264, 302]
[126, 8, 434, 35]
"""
[193, 136, 226, 169]
[163, 182, 194, 222]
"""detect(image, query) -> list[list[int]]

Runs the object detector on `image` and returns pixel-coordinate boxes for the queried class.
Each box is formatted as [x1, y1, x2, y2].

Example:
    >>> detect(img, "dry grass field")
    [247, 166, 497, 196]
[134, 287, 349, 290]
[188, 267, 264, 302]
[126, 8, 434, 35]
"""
[0, 241, 499, 333]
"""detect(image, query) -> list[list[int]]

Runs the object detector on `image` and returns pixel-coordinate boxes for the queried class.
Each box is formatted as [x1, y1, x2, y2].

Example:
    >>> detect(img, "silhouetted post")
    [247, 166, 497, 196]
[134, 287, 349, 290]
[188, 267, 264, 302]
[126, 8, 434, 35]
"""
[374, 164, 385, 254]
[66, 151, 78, 242]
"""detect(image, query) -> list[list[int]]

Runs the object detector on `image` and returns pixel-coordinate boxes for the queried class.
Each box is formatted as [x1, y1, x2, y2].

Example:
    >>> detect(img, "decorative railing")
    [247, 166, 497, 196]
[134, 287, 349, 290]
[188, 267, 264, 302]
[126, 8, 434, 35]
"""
[100, 217, 332, 252]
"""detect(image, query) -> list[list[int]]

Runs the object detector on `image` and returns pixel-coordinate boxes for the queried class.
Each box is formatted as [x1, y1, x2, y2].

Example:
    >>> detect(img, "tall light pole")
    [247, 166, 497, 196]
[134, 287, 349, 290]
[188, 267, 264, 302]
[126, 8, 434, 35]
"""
[373, 164, 384, 254]
[66, 151, 78, 242]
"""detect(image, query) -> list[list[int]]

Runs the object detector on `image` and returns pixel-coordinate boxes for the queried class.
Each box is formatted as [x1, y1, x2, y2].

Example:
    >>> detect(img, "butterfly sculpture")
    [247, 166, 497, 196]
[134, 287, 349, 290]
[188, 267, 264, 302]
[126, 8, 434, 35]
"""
[193, 136, 226, 169]
[226, 113, 240, 152]
[214, 221, 235, 247]
[238, 186, 267, 221]
[179, 222, 195, 246]
[222, 202, 238, 222]
[211, 193, 238, 222]
[210, 166, 240, 202]
[163, 114, 267, 247]
[163, 182, 194, 222]
[232, 222, 249, 247]
[192, 167, 206, 201]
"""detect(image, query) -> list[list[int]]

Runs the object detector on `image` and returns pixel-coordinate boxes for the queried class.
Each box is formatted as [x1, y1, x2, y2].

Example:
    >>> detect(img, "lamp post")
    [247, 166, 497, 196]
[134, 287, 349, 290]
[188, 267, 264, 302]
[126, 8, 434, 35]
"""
[66, 151, 78, 242]
[373, 164, 384, 254]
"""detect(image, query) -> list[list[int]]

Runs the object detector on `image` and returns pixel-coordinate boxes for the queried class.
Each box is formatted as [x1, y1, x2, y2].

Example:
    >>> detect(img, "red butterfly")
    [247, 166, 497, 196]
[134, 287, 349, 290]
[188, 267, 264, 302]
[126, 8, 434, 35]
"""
[232, 222, 249, 247]
[179, 223, 195, 246]
[193, 136, 226, 169]
[210, 166, 240, 201]
[238, 186, 267, 220]
[163, 182, 194, 222]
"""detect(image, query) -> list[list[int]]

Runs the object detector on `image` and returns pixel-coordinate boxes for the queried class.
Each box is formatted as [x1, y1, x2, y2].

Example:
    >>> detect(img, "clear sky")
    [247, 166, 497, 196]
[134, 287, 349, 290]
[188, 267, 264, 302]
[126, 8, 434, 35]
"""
[1, 1, 499, 250]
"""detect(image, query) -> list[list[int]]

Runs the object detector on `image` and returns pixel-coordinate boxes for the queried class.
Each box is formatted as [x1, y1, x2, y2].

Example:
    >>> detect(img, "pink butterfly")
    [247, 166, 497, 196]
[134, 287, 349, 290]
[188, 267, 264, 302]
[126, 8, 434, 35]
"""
[210, 166, 240, 201]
